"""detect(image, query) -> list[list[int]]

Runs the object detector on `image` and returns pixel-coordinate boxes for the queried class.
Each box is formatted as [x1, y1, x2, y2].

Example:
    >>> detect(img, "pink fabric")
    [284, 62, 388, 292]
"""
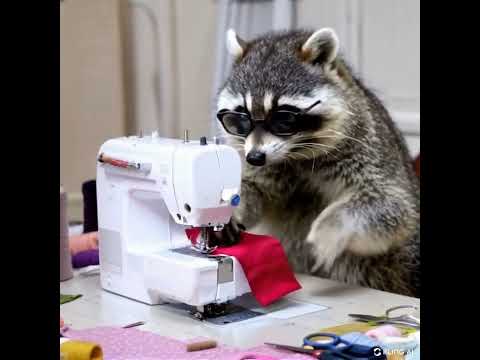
[365, 325, 402, 340]
[69, 231, 99, 255]
[185, 228, 301, 307]
[230, 355, 281, 360]
[64, 327, 310, 360]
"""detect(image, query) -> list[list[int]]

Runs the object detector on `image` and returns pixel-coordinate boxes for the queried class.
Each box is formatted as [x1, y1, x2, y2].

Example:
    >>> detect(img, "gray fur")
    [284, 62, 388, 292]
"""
[215, 29, 420, 297]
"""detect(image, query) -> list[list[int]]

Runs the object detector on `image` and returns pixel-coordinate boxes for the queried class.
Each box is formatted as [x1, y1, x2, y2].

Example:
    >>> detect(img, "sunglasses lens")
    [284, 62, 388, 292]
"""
[270, 111, 297, 135]
[220, 113, 251, 136]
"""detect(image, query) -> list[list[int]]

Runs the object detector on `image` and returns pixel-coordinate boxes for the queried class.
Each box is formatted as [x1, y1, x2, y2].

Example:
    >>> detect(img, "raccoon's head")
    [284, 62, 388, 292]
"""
[216, 28, 354, 167]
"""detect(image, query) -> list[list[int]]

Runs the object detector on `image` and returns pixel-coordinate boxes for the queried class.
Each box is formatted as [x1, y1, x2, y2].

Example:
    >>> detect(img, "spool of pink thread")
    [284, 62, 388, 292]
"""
[69, 231, 99, 256]
[365, 325, 402, 340]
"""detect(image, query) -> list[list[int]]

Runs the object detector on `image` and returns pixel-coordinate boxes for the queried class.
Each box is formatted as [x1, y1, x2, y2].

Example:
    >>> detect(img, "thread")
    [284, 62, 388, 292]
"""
[60, 339, 103, 360]
[82, 180, 98, 233]
[186, 340, 217, 352]
[60, 186, 73, 281]
[70, 232, 99, 256]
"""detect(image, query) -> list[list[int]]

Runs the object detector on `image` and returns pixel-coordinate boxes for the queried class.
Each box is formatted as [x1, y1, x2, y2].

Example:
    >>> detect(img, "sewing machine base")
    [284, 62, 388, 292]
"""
[199, 306, 263, 325]
[100, 239, 251, 307]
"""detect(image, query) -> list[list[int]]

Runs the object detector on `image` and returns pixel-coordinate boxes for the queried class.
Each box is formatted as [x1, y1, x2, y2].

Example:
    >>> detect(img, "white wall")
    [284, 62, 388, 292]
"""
[61, 0, 419, 220]
[123, 0, 217, 140]
[60, 1, 127, 190]
[297, 0, 420, 156]
[61, 0, 128, 219]
[123, 0, 419, 155]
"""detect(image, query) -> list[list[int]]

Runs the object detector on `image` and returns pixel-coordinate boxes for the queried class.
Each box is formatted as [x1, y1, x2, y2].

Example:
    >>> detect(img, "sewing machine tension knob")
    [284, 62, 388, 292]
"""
[230, 194, 241, 206]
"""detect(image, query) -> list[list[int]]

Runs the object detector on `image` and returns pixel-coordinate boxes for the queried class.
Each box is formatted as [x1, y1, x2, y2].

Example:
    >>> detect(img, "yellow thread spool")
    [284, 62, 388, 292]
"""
[60, 340, 103, 360]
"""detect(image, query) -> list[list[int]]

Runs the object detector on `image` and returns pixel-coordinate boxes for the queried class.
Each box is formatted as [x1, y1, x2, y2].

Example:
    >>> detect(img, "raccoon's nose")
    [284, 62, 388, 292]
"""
[246, 150, 266, 166]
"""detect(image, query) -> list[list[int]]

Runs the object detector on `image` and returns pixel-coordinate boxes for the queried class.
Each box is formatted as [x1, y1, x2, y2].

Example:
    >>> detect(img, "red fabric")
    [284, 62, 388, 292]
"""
[185, 228, 301, 307]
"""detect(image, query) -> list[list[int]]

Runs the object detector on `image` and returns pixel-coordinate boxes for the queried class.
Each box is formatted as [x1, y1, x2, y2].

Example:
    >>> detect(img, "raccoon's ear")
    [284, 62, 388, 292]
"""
[226, 29, 247, 60]
[300, 28, 339, 66]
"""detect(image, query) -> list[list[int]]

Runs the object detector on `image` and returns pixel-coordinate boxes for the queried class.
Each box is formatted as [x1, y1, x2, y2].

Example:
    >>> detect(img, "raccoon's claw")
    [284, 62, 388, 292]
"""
[209, 220, 242, 247]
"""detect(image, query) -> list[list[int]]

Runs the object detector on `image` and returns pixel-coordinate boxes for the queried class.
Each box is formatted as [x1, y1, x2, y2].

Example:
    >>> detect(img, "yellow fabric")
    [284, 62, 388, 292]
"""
[60, 340, 103, 360]
[318, 322, 416, 336]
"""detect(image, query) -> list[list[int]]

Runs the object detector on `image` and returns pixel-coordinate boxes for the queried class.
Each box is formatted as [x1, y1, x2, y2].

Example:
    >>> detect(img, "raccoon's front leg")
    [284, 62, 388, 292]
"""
[210, 179, 264, 246]
[306, 191, 416, 272]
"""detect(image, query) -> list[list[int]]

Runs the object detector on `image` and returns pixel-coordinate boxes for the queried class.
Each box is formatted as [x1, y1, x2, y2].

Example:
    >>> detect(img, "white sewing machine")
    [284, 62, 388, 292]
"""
[96, 131, 251, 318]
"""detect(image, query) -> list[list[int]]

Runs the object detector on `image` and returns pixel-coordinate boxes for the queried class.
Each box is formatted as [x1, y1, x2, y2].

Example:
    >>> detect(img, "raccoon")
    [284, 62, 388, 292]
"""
[212, 28, 420, 297]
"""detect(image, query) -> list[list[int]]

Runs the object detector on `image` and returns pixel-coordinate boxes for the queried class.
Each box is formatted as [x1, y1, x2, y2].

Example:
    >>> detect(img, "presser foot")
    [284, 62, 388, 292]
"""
[191, 226, 218, 254]
[190, 303, 228, 321]
[191, 244, 218, 255]
[189, 302, 263, 324]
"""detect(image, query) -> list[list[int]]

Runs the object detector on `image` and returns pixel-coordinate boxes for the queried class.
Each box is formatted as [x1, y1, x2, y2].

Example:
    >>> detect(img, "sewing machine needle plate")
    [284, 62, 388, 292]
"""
[203, 305, 263, 325]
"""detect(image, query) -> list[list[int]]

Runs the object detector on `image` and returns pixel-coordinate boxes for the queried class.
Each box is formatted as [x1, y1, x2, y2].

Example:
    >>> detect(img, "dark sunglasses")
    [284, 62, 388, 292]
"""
[217, 100, 322, 137]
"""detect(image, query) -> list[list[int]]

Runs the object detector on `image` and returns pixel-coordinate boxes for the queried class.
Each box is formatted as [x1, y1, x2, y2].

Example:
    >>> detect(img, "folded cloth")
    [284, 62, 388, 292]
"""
[70, 232, 99, 256]
[72, 249, 99, 268]
[380, 332, 420, 360]
[365, 325, 402, 340]
[186, 228, 301, 306]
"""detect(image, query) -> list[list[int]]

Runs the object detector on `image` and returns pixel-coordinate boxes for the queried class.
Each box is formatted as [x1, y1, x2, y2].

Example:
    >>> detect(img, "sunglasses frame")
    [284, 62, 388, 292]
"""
[217, 99, 322, 137]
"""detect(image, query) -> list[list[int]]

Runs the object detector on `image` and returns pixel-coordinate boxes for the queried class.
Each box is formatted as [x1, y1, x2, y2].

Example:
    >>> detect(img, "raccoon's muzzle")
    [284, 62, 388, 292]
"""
[246, 150, 266, 166]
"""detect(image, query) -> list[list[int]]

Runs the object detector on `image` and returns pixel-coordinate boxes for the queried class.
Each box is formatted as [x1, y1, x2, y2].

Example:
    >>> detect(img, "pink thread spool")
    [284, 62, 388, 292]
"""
[365, 325, 401, 340]
[60, 186, 73, 281]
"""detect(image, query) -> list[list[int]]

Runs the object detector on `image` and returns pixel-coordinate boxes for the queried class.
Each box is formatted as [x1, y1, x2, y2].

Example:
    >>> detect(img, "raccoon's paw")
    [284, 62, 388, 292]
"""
[306, 231, 345, 272]
[209, 220, 244, 247]
[306, 213, 350, 272]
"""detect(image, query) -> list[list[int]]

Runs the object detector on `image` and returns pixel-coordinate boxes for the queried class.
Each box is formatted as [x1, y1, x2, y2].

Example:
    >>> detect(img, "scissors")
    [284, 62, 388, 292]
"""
[348, 305, 420, 328]
[264, 342, 323, 358]
[266, 332, 386, 359]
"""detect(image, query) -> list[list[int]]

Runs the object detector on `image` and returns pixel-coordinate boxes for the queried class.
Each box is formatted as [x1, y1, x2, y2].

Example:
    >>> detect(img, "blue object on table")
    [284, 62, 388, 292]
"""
[302, 332, 386, 359]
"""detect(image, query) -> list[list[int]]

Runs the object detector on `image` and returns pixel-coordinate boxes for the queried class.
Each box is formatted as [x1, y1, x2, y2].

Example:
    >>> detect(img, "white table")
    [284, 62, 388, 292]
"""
[60, 270, 419, 349]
